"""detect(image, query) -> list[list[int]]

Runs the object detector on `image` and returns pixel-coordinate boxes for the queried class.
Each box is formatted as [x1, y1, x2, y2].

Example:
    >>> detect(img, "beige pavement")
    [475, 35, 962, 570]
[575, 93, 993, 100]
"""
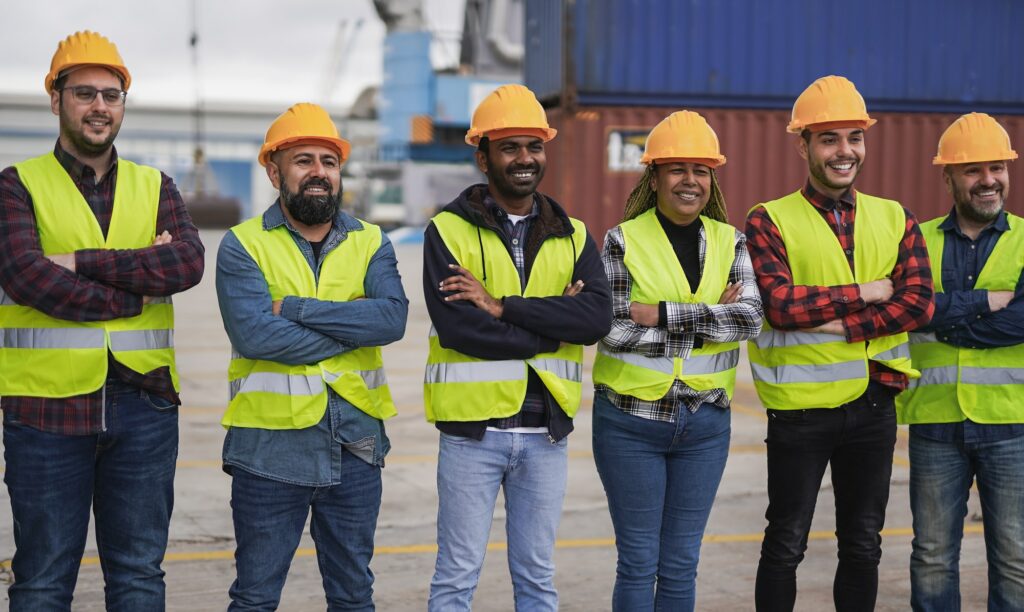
[0, 229, 991, 611]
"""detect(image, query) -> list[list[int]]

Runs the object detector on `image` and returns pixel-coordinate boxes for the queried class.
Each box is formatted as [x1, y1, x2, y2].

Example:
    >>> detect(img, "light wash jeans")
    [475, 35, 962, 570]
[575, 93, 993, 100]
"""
[909, 432, 1024, 611]
[428, 431, 568, 612]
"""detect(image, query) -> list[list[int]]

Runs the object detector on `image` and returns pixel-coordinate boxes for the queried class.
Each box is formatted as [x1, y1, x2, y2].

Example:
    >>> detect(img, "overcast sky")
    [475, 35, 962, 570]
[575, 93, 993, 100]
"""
[3, 0, 464, 110]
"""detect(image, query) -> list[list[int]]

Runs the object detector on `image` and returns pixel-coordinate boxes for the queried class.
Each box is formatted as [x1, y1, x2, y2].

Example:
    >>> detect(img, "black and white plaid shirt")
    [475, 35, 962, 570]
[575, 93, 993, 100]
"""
[597, 222, 763, 422]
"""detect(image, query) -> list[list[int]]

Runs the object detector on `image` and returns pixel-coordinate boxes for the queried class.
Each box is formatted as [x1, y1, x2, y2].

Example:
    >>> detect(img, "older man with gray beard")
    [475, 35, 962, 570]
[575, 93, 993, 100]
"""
[897, 112, 1024, 611]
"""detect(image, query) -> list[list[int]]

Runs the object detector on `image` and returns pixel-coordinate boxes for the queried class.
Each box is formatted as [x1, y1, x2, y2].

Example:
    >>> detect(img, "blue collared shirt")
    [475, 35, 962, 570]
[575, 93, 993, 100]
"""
[215, 202, 408, 486]
[913, 208, 1024, 444]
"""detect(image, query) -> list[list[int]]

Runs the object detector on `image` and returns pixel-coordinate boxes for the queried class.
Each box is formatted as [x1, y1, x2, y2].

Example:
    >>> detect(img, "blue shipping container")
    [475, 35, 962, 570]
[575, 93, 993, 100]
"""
[525, 0, 1024, 114]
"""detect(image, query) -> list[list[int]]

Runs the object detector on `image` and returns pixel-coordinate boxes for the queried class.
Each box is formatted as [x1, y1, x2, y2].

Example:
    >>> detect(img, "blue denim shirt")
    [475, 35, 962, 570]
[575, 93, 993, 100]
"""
[913, 209, 1024, 444]
[216, 202, 408, 486]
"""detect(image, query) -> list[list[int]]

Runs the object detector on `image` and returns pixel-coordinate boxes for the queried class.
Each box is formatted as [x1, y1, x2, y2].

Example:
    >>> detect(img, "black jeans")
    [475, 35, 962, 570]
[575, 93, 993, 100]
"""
[755, 382, 898, 612]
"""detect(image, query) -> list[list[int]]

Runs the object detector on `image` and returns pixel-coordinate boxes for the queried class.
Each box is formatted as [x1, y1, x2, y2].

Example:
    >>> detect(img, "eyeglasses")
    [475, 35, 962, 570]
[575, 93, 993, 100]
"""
[60, 86, 127, 106]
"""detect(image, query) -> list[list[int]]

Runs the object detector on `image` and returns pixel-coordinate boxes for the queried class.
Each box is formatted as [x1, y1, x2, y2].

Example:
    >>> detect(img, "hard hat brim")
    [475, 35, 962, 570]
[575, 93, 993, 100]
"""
[46, 63, 132, 94]
[259, 136, 352, 167]
[787, 118, 877, 134]
[641, 155, 726, 168]
[466, 126, 557, 146]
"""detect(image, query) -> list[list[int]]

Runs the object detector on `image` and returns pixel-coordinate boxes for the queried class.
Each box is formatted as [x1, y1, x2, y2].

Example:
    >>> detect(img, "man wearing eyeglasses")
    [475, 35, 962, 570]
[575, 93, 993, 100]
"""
[0, 31, 204, 610]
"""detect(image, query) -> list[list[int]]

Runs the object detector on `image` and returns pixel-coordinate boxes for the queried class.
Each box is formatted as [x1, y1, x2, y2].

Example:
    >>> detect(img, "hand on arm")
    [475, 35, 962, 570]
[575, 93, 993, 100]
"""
[277, 234, 409, 347]
[0, 168, 142, 321]
[73, 175, 205, 296]
[744, 207, 863, 330]
[440, 264, 504, 318]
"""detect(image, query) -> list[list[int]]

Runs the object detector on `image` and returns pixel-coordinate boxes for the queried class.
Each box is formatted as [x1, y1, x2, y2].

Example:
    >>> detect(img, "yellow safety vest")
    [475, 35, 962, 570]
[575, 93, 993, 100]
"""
[222, 215, 396, 429]
[747, 190, 918, 410]
[592, 209, 740, 400]
[424, 211, 586, 422]
[897, 213, 1024, 424]
[0, 153, 178, 397]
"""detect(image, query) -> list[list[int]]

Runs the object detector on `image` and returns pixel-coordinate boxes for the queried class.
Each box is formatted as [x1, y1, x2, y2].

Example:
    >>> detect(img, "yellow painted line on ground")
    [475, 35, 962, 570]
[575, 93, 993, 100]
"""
[2, 526, 985, 571]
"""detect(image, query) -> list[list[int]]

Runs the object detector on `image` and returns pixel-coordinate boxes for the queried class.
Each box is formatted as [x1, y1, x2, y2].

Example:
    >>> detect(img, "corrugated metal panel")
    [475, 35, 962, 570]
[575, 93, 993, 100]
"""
[524, 0, 563, 103]
[539, 106, 1024, 242]
[526, 0, 1024, 114]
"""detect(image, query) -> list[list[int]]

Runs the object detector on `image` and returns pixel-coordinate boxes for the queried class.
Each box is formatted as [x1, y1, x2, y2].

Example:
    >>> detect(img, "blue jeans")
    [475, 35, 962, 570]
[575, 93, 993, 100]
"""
[2, 380, 178, 611]
[429, 431, 568, 612]
[592, 393, 731, 612]
[228, 450, 382, 612]
[909, 432, 1024, 611]
[755, 383, 897, 612]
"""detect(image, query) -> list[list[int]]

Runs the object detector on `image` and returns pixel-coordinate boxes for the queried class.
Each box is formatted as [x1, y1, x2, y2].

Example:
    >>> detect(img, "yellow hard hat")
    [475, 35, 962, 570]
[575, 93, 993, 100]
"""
[933, 112, 1018, 165]
[787, 75, 877, 134]
[465, 84, 557, 146]
[640, 110, 726, 167]
[45, 31, 131, 93]
[259, 103, 352, 167]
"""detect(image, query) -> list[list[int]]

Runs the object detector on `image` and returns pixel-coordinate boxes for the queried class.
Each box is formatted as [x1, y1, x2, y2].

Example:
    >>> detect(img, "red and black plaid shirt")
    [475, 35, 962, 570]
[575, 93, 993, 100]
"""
[744, 182, 934, 390]
[0, 142, 205, 434]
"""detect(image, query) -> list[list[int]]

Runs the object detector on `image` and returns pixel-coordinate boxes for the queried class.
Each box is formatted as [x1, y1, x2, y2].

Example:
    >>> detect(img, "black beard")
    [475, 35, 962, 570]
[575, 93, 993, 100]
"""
[488, 161, 545, 199]
[59, 107, 117, 157]
[281, 178, 341, 225]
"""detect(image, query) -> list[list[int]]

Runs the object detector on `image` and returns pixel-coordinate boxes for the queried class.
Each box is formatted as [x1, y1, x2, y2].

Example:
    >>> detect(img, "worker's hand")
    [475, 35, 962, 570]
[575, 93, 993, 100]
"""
[718, 282, 743, 304]
[806, 319, 845, 335]
[46, 253, 75, 272]
[563, 280, 584, 297]
[987, 290, 1014, 312]
[859, 279, 894, 304]
[272, 300, 283, 316]
[153, 230, 173, 246]
[441, 264, 503, 318]
[629, 302, 659, 327]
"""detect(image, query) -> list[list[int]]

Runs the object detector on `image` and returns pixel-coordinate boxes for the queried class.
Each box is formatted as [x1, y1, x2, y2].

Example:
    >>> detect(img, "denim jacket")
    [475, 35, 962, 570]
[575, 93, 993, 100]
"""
[216, 202, 408, 486]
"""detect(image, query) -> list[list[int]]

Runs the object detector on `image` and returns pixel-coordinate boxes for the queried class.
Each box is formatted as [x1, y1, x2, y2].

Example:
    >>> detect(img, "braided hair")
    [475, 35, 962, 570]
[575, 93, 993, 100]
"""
[622, 163, 729, 223]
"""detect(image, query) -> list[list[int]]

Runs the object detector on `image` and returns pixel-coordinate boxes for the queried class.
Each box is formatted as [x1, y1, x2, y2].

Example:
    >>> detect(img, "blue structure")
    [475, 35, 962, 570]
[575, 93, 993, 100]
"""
[526, 0, 1024, 114]
[378, 31, 512, 162]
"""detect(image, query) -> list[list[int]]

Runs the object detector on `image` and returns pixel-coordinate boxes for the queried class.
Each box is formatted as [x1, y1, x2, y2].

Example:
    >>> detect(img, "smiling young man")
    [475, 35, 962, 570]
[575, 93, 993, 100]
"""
[744, 75, 934, 612]
[897, 113, 1024, 611]
[215, 103, 408, 610]
[0, 31, 204, 610]
[422, 84, 611, 611]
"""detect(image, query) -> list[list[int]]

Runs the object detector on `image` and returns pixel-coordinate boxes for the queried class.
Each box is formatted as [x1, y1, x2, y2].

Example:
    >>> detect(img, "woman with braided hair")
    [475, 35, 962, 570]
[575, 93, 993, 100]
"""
[591, 110, 763, 611]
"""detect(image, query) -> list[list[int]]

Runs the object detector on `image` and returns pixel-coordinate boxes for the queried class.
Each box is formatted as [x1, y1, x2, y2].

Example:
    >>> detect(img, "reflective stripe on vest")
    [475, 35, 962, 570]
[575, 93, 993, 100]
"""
[592, 210, 741, 402]
[597, 343, 739, 376]
[747, 190, 916, 410]
[897, 213, 1024, 424]
[222, 214, 396, 429]
[0, 153, 176, 397]
[424, 211, 587, 423]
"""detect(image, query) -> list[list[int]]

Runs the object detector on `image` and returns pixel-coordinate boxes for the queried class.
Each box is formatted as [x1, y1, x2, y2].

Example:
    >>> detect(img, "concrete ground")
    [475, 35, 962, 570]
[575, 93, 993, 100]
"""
[0, 229, 992, 611]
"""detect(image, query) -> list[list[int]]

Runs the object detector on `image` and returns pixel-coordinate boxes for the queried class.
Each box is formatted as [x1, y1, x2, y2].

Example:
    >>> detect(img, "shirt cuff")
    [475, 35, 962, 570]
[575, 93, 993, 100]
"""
[279, 296, 303, 321]
[658, 301, 667, 328]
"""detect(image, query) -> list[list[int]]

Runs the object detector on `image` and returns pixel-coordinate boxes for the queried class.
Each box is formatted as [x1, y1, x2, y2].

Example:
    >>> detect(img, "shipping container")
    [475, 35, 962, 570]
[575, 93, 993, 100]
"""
[526, 0, 1024, 114]
[538, 106, 1024, 241]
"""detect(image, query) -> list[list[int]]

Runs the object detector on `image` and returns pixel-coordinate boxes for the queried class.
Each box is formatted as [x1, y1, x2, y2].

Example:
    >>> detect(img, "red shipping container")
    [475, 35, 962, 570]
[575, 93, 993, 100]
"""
[539, 106, 1024, 241]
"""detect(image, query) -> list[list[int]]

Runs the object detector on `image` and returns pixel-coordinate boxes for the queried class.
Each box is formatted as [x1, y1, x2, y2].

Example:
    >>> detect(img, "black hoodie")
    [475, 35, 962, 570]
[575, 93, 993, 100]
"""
[422, 184, 612, 441]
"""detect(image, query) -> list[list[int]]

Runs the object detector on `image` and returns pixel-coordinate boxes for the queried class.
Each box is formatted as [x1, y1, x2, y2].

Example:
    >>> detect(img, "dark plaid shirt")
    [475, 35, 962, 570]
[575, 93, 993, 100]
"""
[484, 196, 548, 429]
[597, 221, 763, 422]
[0, 141, 205, 434]
[744, 182, 934, 390]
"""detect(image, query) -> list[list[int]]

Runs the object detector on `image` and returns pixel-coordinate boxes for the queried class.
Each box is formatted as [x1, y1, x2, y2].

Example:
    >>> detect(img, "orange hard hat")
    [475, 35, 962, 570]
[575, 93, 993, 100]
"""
[465, 84, 557, 146]
[45, 31, 131, 93]
[933, 112, 1018, 165]
[640, 110, 726, 167]
[787, 75, 876, 134]
[259, 103, 351, 167]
